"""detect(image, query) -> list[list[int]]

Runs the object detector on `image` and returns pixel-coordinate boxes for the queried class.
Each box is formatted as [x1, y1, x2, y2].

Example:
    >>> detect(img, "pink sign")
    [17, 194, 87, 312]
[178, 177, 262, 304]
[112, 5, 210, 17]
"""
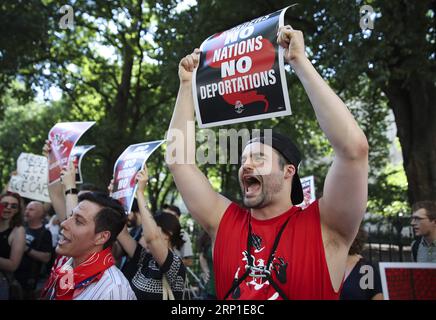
[48, 122, 95, 184]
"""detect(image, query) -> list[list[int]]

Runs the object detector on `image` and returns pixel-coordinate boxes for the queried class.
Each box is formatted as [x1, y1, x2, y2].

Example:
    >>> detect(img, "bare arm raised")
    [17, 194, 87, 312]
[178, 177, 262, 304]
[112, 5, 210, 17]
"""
[0, 226, 25, 272]
[43, 141, 79, 222]
[109, 179, 138, 259]
[136, 168, 169, 266]
[278, 26, 368, 247]
[165, 49, 231, 239]
[61, 159, 79, 220]
[43, 140, 67, 222]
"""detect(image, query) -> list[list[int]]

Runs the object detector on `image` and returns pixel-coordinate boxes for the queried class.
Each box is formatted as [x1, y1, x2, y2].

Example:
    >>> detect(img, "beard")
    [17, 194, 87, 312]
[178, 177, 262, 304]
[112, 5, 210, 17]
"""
[241, 172, 284, 209]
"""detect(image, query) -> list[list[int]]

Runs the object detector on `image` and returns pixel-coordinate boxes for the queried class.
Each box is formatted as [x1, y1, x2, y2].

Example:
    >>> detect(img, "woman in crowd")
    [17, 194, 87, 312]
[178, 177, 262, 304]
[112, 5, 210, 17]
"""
[0, 192, 26, 299]
[340, 225, 384, 300]
[114, 167, 187, 300]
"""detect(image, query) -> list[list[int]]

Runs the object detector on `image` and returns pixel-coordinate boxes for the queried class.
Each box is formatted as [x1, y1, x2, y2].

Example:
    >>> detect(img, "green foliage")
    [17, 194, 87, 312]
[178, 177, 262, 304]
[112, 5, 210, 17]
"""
[3, 0, 432, 216]
[151, 0, 408, 215]
[0, 88, 69, 188]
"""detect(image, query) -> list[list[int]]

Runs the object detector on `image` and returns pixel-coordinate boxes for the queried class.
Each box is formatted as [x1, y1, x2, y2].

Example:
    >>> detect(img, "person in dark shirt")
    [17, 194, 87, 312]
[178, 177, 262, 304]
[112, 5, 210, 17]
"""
[14, 201, 52, 299]
[0, 192, 26, 300]
[114, 167, 187, 300]
[340, 226, 383, 300]
[113, 199, 143, 273]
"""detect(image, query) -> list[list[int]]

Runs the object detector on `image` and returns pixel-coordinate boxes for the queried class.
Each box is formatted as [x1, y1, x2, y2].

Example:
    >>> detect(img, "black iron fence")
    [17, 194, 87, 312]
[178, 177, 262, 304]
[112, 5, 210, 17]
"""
[363, 222, 416, 264]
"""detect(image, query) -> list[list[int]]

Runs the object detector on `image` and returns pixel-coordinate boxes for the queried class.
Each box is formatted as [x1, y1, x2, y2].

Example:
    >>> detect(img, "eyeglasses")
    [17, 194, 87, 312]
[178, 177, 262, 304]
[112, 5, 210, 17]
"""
[1, 202, 19, 209]
[410, 216, 428, 222]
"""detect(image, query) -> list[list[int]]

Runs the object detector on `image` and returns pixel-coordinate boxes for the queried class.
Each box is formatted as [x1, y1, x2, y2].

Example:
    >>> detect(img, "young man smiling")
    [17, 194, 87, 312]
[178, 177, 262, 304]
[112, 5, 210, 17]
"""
[166, 25, 369, 299]
[41, 192, 136, 300]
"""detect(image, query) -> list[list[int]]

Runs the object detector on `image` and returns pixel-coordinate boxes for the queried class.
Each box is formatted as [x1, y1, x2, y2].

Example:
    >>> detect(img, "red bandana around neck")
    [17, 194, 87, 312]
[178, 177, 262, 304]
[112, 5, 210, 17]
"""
[42, 247, 115, 300]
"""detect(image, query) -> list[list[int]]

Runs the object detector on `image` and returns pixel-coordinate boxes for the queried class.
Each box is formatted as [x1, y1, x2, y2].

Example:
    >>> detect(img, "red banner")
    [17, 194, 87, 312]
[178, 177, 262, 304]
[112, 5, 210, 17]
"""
[380, 263, 436, 300]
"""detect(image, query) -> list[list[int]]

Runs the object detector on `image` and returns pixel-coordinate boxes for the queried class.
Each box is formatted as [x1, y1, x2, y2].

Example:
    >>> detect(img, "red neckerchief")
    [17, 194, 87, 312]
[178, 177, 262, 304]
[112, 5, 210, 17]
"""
[41, 247, 115, 300]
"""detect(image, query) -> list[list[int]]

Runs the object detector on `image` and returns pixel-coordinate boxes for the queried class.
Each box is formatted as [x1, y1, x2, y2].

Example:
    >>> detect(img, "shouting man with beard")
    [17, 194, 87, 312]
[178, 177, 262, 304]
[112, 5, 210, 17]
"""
[166, 26, 369, 300]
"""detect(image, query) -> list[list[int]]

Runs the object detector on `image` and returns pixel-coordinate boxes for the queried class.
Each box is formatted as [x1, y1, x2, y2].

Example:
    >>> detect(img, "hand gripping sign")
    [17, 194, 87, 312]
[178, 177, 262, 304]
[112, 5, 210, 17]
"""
[111, 140, 164, 214]
[193, 5, 297, 128]
[70, 145, 95, 184]
[48, 121, 95, 185]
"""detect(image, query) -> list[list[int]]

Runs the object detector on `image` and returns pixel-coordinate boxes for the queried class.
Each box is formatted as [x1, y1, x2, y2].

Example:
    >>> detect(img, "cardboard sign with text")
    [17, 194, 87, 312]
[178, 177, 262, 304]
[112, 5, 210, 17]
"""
[8, 153, 50, 203]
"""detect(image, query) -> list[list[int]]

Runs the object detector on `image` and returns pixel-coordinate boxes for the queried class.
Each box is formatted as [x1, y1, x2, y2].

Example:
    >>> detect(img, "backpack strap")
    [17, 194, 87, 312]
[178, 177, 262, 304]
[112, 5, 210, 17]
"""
[223, 215, 255, 300]
[162, 275, 175, 300]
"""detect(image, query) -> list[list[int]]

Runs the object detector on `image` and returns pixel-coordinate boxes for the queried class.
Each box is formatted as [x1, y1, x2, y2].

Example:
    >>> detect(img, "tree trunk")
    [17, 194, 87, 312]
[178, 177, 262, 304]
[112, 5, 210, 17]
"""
[385, 77, 436, 205]
[98, 45, 135, 189]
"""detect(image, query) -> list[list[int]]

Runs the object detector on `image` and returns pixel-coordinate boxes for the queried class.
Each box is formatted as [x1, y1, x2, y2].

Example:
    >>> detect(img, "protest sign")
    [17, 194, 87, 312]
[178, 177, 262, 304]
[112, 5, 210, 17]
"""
[71, 145, 95, 184]
[48, 121, 95, 185]
[298, 175, 316, 209]
[112, 140, 164, 213]
[8, 153, 50, 203]
[193, 5, 297, 128]
[379, 262, 436, 300]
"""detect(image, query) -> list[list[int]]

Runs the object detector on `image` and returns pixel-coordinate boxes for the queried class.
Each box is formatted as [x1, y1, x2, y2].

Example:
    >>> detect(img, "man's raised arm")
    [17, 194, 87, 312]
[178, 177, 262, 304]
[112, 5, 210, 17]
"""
[278, 26, 369, 246]
[165, 49, 230, 238]
[43, 140, 67, 222]
[43, 142, 79, 222]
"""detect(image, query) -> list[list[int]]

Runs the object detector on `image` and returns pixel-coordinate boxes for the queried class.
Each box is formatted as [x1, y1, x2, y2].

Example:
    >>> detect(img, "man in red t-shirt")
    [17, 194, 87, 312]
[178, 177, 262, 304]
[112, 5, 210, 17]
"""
[166, 26, 368, 299]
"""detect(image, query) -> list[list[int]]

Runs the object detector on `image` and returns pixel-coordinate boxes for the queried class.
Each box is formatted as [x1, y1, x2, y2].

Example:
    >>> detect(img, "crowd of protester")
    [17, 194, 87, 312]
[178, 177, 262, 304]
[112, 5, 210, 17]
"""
[1, 25, 434, 300]
[0, 163, 217, 300]
[1, 166, 434, 300]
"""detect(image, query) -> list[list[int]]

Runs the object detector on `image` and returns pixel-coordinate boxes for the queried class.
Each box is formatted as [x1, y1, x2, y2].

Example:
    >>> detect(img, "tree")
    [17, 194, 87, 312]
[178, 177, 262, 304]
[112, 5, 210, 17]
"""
[0, 1, 177, 210]
[0, 1, 57, 116]
[309, 0, 436, 205]
[2, 0, 427, 215]
[151, 0, 434, 209]
[0, 89, 69, 188]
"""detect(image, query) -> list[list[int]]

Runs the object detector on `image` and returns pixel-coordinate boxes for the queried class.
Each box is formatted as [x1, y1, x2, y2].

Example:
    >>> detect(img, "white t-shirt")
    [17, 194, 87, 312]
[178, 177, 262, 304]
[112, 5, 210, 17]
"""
[45, 216, 60, 248]
[174, 229, 193, 259]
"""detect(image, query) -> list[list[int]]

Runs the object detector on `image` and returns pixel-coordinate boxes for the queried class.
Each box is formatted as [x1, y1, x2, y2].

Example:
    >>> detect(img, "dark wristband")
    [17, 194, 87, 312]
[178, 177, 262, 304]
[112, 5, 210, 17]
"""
[65, 188, 78, 196]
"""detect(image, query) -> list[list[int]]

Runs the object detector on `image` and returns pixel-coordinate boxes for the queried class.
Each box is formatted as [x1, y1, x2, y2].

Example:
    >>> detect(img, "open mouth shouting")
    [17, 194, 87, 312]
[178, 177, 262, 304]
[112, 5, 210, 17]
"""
[242, 174, 263, 198]
[58, 232, 72, 246]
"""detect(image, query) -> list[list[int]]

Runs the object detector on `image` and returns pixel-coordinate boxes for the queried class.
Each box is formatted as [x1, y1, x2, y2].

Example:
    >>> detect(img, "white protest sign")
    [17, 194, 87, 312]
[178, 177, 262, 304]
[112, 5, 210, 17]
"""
[8, 153, 50, 203]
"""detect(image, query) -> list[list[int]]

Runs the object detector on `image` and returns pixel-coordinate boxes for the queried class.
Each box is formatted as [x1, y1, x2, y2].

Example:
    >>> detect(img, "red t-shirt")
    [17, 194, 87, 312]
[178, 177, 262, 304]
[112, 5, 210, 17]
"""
[213, 200, 340, 300]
